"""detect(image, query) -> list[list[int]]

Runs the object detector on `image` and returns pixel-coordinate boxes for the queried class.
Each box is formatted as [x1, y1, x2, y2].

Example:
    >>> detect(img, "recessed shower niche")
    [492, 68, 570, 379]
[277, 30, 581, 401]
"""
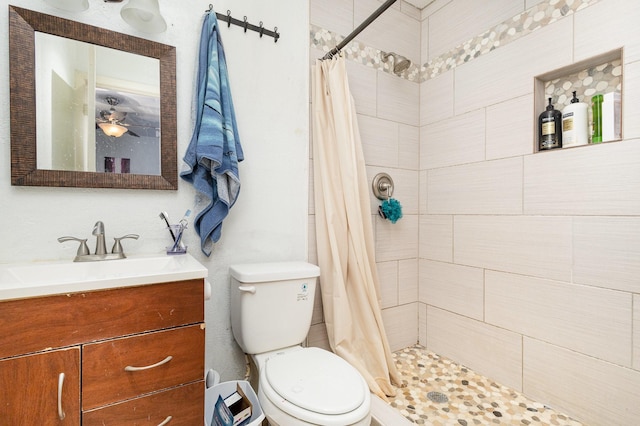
[533, 49, 623, 153]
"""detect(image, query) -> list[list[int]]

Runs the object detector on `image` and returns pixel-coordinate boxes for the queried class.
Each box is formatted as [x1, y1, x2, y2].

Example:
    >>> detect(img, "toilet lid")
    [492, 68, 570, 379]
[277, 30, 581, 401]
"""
[265, 347, 366, 415]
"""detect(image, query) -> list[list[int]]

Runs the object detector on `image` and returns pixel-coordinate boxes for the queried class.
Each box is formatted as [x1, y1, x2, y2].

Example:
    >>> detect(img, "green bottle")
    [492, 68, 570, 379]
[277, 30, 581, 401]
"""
[591, 94, 603, 143]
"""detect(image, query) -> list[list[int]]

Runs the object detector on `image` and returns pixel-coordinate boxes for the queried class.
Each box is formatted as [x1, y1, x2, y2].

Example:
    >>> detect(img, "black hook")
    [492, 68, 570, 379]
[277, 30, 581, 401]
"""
[207, 4, 213, 12]
[243, 16, 248, 32]
[259, 21, 264, 38]
[226, 10, 232, 27]
[274, 27, 279, 43]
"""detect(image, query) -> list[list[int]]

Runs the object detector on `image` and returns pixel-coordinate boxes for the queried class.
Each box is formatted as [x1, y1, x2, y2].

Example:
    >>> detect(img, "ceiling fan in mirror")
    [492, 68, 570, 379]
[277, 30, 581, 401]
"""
[96, 95, 139, 138]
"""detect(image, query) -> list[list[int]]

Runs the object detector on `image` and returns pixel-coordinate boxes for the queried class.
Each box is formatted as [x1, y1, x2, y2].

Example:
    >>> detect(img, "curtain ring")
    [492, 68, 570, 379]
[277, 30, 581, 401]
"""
[226, 10, 232, 27]
[259, 21, 264, 37]
[243, 16, 248, 32]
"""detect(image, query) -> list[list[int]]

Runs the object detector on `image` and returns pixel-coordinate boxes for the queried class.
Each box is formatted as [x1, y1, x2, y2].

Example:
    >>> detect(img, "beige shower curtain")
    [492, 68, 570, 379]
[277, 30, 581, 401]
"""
[311, 55, 400, 400]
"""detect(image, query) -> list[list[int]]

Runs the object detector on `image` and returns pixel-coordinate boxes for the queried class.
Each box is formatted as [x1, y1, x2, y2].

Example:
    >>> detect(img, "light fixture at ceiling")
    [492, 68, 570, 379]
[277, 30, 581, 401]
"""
[120, 0, 167, 34]
[43, 0, 89, 12]
[98, 122, 128, 137]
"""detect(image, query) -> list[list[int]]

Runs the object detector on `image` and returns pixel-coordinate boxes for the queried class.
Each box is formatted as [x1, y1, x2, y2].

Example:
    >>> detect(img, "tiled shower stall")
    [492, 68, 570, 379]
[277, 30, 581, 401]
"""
[307, 0, 640, 424]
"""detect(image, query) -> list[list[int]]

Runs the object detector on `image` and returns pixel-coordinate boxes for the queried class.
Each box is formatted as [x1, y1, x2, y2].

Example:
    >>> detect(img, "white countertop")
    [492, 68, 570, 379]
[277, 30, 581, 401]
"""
[0, 253, 208, 301]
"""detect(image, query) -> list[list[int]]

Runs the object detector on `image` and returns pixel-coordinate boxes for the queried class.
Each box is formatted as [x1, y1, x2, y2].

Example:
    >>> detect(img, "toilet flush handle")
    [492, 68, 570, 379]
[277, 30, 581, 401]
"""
[238, 285, 256, 294]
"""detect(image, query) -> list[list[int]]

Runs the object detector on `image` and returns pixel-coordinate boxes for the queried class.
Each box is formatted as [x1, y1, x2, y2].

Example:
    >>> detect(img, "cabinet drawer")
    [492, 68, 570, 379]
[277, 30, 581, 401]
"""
[82, 324, 204, 410]
[82, 380, 204, 426]
[0, 279, 203, 358]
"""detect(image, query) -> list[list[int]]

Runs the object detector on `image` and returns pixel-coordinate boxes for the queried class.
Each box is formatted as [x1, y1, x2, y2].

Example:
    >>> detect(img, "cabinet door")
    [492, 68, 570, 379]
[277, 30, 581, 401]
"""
[0, 347, 80, 425]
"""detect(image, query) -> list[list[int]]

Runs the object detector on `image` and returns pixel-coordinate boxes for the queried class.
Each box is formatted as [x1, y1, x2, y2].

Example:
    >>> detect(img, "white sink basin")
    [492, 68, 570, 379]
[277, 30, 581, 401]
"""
[0, 254, 208, 300]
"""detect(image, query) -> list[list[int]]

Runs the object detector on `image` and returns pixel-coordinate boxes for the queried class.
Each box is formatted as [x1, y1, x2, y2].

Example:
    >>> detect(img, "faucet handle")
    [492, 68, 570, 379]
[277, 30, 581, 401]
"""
[58, 236, 90, 256]
[111, 234, 139, 255]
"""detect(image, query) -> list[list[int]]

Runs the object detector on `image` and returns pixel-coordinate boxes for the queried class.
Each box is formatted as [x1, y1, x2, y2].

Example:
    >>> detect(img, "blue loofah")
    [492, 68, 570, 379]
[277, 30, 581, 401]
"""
[380, 198, 403, 224]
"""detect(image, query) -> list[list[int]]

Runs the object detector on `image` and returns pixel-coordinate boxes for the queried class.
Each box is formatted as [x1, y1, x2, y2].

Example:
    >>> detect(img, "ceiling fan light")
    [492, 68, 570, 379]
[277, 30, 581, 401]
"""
[99, 122, 128, 138]
[120, 0, 167, 33]
[43, 0, 89, 12]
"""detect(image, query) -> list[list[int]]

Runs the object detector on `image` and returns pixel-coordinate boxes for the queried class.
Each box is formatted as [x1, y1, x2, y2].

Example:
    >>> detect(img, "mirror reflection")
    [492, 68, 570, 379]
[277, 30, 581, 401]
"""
[35, 33, 161, 175]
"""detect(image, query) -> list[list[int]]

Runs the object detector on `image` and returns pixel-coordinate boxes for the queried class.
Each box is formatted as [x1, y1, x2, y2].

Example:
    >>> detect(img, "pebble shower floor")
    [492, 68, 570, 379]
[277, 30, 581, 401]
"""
[390, 345, 585, 425]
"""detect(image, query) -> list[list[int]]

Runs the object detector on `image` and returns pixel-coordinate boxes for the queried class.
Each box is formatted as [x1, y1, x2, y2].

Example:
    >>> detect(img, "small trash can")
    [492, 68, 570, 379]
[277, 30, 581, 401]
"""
[204, 380, 265, 426]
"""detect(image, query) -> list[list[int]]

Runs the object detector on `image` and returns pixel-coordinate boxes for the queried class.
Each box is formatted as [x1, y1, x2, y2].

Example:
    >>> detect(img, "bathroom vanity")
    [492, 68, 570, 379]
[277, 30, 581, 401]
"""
[0, 254, 208, 425]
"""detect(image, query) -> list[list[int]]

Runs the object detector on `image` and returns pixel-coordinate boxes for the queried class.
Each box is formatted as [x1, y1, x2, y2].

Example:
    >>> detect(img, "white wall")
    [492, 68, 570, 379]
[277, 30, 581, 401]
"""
[0, 0, 309, 380]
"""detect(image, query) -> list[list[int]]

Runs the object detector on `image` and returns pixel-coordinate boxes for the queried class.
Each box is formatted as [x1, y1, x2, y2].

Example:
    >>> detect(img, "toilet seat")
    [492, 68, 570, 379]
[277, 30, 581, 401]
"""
[259, 347, 371, 425]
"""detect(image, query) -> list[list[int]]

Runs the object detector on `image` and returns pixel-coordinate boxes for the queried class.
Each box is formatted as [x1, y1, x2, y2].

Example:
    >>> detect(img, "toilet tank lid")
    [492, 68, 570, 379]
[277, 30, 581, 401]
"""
[230, 262, 320, 283]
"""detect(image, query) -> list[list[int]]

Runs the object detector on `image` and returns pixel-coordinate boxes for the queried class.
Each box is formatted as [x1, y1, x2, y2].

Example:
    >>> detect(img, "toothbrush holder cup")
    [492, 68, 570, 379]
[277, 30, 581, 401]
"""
[166, 224, 187, 255]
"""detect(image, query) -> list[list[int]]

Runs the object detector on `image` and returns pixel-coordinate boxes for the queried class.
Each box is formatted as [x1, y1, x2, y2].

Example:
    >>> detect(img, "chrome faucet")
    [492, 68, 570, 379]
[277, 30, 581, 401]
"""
[58, 221, 139, 262]
[93, 221, 107, 255]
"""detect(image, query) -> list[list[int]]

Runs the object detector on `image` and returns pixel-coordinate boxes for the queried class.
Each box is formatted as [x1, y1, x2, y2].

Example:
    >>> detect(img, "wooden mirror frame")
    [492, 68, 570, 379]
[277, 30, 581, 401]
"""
[9, 6, 177, 190]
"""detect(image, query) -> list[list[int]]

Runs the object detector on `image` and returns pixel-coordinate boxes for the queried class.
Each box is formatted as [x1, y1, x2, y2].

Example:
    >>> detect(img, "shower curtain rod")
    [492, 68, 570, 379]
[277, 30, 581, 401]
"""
[321, 0, 398, 60]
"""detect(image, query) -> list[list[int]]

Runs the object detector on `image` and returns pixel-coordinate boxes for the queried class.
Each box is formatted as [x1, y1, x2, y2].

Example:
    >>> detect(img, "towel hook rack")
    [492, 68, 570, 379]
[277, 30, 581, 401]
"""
[207, 5, 280, 43]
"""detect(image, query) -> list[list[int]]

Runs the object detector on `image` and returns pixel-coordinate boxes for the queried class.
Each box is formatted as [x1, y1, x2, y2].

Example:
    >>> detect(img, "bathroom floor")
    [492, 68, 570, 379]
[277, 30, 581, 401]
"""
[390, 345, 585, 425]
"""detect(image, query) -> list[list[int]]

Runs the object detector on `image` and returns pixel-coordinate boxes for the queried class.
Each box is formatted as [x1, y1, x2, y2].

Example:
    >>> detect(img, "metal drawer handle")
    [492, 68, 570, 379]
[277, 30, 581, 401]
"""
[157, 415, 173, 426]
[57, 373, 66, 420]
[124, 355, 173, 372]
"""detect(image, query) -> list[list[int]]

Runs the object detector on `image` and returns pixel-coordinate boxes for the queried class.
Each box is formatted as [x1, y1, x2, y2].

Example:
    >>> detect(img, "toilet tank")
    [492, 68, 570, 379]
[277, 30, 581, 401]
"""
[230, 262, 320, 355]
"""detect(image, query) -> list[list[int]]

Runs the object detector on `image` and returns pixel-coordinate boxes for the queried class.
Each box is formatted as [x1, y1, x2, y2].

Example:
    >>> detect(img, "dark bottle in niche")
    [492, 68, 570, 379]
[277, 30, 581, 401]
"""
[538, 97, 562, 150]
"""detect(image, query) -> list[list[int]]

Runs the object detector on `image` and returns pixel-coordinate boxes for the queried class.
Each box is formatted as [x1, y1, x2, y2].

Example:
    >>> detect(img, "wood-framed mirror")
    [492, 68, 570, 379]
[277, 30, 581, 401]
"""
[9, 5, 177, 190]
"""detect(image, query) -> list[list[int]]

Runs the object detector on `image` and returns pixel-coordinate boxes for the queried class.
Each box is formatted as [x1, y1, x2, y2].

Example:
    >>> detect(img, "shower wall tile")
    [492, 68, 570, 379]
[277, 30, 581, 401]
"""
[523, 338, 640, 426]
[382, 302, 419, 351]
[308, 214, 317, 265]
[420, 18, 429, 67]
[419, 260, 484, 321]
[312, 277, 324, 325]
[378, 261, 399, 309]
[308, 323, 331, 351]
[375, 214, 419, 262]
[377, 72, 420, 126]
[426, 307, 523, 391]
[309, 0, 353, 38]
[420, 70, 454, 126]
[399, 124, 420, 170]
[486, 95, 534, 160]
[355, 0, 421, 64]
[573, 217, 640, 294]
[634, 294, 640, 370]
[419, 170, 428, 215]
[418, 302, 427, 346]
[623, 61, 640, 140]
[454, 19, 572, 116]
[427, 157, 522, 215]
[486, 271, 633, 367]
[524, 142, 640, 216]
[454, 215, 572, 282]
[419, 215, 452, 263]
[574, 0, 640, 64]
[400, 1, 421, 20]
[345, 61, 378, 117]
[398, 259, 419, 305]
[525, 0, 545, 8]
[358, 115, 399, 168]
[420, 109, 485, 170]
[427, 0, 524, 61]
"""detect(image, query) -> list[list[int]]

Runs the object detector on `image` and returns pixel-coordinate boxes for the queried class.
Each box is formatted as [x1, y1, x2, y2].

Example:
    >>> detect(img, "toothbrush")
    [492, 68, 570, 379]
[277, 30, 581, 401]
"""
[159, 211, 176, 241]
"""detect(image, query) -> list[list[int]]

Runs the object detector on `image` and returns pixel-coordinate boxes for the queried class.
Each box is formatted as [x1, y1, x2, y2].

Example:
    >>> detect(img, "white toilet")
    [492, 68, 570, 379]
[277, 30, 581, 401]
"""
[230, 262, 371, 426]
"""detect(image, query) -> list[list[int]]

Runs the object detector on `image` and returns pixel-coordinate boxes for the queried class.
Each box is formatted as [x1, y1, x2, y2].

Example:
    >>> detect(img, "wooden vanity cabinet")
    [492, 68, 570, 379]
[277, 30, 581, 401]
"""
[0, 279, 205, 425]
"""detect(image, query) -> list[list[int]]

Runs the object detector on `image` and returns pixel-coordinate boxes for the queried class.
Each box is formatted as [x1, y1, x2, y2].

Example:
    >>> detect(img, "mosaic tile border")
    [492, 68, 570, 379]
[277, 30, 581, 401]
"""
[391, 345, 585, 425]
[310, 0, 602, 83]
